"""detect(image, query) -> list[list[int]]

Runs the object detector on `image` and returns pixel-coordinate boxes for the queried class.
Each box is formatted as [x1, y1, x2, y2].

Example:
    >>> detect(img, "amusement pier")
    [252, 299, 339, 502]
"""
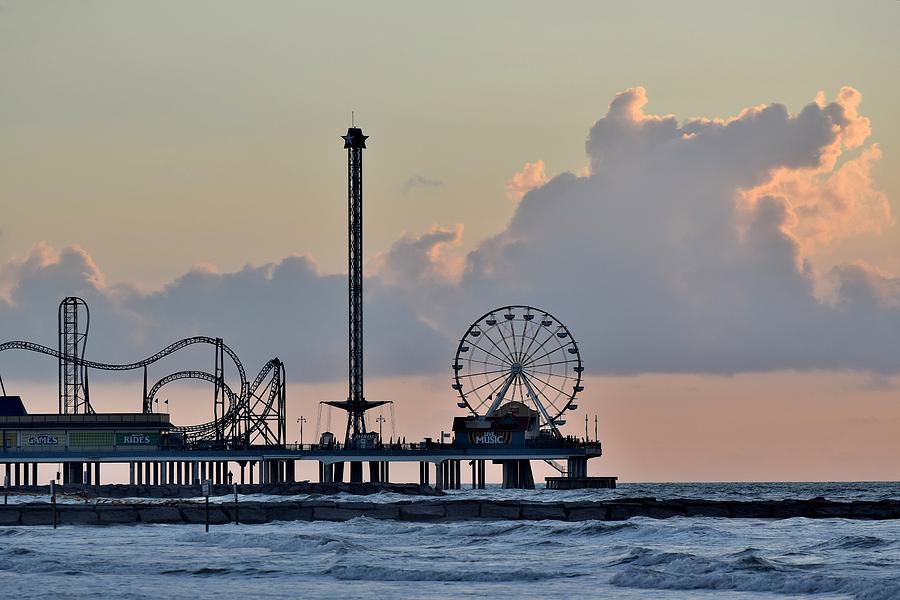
[0, 127, 614, 492]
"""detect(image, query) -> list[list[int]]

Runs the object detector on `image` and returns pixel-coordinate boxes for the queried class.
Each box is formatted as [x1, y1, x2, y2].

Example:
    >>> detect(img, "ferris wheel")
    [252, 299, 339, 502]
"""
[452, 305, 583, 435]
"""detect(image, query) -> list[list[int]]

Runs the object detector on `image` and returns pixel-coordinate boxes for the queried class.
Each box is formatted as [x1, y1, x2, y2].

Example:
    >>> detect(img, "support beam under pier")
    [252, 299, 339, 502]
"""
[498, 460, 535, 490]
[349, 461, 363, 483]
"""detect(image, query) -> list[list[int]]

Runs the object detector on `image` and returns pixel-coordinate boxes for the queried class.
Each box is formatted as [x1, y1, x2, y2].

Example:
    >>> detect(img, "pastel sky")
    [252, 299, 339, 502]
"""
[1, 1, 899, 482]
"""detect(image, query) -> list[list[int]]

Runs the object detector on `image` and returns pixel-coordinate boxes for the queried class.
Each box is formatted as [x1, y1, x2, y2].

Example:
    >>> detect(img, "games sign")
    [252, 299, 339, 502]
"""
[21, 432, 62, 447]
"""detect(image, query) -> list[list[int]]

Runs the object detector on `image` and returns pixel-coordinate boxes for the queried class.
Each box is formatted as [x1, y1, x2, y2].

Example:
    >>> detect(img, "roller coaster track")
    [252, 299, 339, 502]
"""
[0, 337, 286, 445]
[144, 370, 240, 440]
[0, 337, 248, 397]
[145, 359, 283, 444]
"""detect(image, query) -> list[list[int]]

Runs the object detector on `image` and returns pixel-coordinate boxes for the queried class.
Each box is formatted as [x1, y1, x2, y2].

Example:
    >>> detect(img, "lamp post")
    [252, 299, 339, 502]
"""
[376, 414, 386, 440]
[296, 416, 307, 445]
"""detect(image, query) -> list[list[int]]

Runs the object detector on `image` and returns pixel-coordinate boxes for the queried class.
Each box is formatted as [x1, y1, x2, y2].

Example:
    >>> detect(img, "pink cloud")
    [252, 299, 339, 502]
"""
[369, 224, 465, 284]
[738, 93, 890, 261]
[506, 160, 549, 201]
[0, 242, 109, 303]
[606, 86, 675, 125]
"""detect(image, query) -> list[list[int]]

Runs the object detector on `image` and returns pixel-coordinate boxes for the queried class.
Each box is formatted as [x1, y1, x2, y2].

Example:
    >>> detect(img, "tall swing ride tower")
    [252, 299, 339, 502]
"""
[325, 126, 388, 446]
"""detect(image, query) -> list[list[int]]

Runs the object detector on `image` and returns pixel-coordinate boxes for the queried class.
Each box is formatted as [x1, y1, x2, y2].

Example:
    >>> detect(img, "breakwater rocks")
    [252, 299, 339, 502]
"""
[4, 481, 443, 499]
[2, 497, 899, 526]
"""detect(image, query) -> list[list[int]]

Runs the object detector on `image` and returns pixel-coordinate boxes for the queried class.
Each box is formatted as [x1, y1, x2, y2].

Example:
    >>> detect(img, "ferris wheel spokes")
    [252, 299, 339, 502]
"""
[519, 316, 544, 363]
[478, 327, 515, 366]
[520, 373, 561, 431]
[465, 370, 511, 398]
[521, 329, 566, 367]
[456, 366, 516, 379]
[485, 370, 518, 416]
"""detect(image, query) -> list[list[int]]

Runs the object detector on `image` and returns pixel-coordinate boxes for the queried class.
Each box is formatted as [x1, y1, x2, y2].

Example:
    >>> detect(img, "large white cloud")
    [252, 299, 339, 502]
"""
[1, 86, 898, 383]
[459, 86, 898, 374]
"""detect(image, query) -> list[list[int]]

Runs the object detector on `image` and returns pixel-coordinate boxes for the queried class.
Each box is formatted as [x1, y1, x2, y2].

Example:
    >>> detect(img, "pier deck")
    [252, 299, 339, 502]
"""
[0, 443, 602, 463]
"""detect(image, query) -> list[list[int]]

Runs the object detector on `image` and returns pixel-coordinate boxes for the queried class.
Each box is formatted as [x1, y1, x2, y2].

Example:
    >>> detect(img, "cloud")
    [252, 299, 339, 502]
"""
[739, 144, 891, 257]
[371, 224, 464, 285]
[401, 175, 442, 194]
[463, 86, 898, 374]
[1, 86, 898, 384]
[506, 160, 549, 201]
[0, 244, 450, 383]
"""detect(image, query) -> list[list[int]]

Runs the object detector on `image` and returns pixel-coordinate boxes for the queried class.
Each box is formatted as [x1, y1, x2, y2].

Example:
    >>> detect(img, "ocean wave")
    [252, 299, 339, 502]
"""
[1, 546, 35, 556]
[0, 529, 29, 537]
[307, 536, 361, 555]
[547, 520, 641, 537]
[424, 520, 532, 537]
[159, 566, 279, 577]
[807, 535, 894, 551]
[729, 553, 784, 572]
[323, 563, 562, 582]
[177, 527, 367, 556]
[609, 547, 900, 600]
[160, 567, 227, 576]
[611, 546, 700, 568]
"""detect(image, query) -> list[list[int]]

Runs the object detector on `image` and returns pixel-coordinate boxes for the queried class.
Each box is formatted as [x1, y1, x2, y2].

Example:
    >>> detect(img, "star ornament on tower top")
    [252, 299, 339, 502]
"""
[342, 127, 368, 149]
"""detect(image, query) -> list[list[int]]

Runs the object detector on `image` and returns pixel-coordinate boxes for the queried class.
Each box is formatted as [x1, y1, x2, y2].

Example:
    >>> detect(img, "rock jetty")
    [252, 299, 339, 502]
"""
[4, 481, 442, 499]
[2, 497, 899, 526]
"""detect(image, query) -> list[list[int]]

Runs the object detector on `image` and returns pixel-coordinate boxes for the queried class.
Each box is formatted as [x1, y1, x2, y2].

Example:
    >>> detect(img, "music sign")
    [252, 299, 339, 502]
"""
[468, 430, 512, 446]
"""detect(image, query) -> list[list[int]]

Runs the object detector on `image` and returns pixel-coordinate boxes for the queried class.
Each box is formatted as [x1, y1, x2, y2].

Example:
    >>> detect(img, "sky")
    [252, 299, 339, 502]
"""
[1, 1, 899, 482]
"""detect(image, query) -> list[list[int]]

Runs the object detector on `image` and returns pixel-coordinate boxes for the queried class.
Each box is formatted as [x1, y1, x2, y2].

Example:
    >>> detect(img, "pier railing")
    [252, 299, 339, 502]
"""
[281, 437, 600, 453]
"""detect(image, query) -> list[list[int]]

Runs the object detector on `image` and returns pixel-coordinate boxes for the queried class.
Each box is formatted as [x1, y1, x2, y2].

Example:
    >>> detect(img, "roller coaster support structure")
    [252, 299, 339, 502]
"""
[58, 297, 92, 414]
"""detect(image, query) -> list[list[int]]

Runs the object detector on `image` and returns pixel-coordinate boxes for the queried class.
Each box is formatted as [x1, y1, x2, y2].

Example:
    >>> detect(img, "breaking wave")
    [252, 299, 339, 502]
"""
[323, 564, 560, 582]
[608, 544, 900, 600]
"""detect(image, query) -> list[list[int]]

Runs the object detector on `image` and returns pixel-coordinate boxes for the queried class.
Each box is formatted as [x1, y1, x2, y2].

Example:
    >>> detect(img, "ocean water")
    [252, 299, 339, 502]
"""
[1, 483, 899, 599]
